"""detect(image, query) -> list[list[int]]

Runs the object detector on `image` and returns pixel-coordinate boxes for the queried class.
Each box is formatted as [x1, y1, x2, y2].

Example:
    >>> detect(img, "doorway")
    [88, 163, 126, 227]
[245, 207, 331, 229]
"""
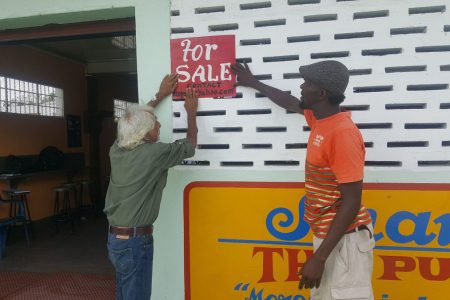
[0, 16, 138, 214]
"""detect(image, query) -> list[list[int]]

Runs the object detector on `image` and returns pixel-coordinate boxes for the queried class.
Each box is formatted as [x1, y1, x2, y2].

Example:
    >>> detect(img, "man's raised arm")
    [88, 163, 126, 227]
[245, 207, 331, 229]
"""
[231, 63, 304, 114]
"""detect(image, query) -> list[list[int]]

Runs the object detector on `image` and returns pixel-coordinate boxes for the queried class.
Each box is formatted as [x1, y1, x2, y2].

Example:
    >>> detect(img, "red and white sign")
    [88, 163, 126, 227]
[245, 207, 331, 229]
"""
[171, 35, 236, 99]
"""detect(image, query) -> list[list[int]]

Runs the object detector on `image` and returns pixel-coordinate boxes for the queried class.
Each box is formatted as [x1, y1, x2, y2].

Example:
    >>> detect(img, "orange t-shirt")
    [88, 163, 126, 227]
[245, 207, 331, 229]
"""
[303, 109, 372, 238]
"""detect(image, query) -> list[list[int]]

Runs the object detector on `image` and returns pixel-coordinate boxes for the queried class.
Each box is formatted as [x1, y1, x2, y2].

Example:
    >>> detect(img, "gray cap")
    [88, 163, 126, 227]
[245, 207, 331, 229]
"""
[299, 60, 349, 96]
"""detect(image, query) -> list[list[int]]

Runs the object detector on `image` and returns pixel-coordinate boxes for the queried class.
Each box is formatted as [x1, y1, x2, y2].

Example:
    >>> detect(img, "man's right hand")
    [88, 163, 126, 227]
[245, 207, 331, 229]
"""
[231, 62, 304, 115]
[231, 63, 258, 88]
[184, 87, 198, 114]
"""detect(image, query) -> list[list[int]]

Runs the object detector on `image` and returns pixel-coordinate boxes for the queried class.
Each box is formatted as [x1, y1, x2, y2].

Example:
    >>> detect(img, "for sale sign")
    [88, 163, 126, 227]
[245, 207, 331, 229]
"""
[171, 35, 236, 99]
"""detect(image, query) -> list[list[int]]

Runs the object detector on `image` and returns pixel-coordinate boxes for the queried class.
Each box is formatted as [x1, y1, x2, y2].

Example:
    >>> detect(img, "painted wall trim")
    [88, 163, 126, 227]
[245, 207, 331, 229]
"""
[0, 17, 135, 44]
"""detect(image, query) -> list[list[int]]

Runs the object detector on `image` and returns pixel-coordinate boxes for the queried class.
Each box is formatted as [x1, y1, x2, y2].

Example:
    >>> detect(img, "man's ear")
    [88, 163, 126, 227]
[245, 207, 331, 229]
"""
[319, 88, 329, 100]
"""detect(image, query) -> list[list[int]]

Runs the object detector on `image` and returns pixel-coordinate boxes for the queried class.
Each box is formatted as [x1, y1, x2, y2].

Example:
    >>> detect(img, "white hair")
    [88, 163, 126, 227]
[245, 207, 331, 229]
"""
[117, 104, 156, 150]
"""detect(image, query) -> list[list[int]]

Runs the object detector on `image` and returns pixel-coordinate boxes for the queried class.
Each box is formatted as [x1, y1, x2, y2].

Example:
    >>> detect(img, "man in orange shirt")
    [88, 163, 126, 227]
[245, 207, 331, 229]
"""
[231, 60, 374, 300]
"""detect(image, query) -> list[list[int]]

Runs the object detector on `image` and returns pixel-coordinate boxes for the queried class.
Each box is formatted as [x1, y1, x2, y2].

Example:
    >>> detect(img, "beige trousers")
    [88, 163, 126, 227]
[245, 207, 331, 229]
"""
[310, 224, 375, 300]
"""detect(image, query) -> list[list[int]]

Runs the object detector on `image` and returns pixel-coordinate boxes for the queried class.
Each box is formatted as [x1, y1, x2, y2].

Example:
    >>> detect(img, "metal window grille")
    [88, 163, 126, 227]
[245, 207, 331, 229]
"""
[0, 76, 64, 117]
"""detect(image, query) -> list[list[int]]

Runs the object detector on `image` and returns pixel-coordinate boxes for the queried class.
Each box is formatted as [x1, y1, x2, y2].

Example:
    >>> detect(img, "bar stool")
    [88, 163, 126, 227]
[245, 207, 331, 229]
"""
[0, 189, 32, 247]
[64, 182, 82, 216]
[78, 180, 95, 216]
[62, 182, 79, 204]
[53, 186, 76, 233]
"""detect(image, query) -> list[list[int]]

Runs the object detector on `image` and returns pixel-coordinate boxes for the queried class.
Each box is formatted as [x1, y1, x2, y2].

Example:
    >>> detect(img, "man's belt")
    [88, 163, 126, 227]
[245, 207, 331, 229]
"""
[109, 225, 153, 237]
[346, 224, 372, 239]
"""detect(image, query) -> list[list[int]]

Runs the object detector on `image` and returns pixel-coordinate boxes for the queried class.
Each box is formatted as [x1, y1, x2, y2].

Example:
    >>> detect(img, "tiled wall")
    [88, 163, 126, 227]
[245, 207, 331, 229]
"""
[170, 0, 450, 171]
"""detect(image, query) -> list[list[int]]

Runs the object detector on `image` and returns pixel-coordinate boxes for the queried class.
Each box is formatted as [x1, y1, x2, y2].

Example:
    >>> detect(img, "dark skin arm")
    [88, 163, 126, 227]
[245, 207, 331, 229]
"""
[231, 63, 304, 114]
[298, 180, 363, 289]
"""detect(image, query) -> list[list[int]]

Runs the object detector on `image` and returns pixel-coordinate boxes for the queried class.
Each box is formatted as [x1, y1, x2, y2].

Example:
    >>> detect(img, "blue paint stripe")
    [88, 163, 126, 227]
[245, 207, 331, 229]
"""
[218, 238, 450, 252]
[218, 238, 313, 247]
[374, 245, 450, 252]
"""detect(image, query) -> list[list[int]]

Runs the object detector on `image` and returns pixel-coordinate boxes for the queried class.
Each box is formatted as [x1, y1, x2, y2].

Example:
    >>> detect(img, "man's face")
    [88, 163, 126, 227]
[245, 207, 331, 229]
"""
[299, 79, 324, 109]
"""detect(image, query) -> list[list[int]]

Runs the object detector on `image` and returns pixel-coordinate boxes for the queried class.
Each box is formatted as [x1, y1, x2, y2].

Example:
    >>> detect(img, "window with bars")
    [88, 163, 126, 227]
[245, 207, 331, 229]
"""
[114, 98, 135, 121]
[0, 76, 64, 117]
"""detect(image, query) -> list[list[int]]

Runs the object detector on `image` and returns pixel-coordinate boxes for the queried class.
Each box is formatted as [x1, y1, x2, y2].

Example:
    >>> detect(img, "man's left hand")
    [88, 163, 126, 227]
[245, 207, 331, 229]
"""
[156, 73, 179, 100]
[298, 255, 325, 289]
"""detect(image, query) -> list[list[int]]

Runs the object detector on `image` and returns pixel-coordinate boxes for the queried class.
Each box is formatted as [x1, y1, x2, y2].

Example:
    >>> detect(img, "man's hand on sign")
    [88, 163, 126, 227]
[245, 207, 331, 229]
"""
[298, 255, 325, 290]
[148, 74, 178, 107]
[184, 87, 199, 114]
[156, 74, 179, 101]
[231, 63, 258, 88]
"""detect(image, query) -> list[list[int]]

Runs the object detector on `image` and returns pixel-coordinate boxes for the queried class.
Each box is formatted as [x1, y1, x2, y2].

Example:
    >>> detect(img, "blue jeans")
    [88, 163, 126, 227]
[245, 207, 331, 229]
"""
[107, 232, 154, 300]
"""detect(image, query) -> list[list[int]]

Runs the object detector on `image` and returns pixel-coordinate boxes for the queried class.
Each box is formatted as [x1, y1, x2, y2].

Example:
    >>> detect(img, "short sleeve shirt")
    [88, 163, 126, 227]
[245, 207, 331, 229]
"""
[304, 110, 365, 183]
[104, 138, 195, 227]
[303, 109, 372, 238]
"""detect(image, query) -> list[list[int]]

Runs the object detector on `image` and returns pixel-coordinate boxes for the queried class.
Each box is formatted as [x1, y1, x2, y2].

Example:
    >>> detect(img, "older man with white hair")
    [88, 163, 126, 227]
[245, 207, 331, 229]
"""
[104, 74, 198, 300]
